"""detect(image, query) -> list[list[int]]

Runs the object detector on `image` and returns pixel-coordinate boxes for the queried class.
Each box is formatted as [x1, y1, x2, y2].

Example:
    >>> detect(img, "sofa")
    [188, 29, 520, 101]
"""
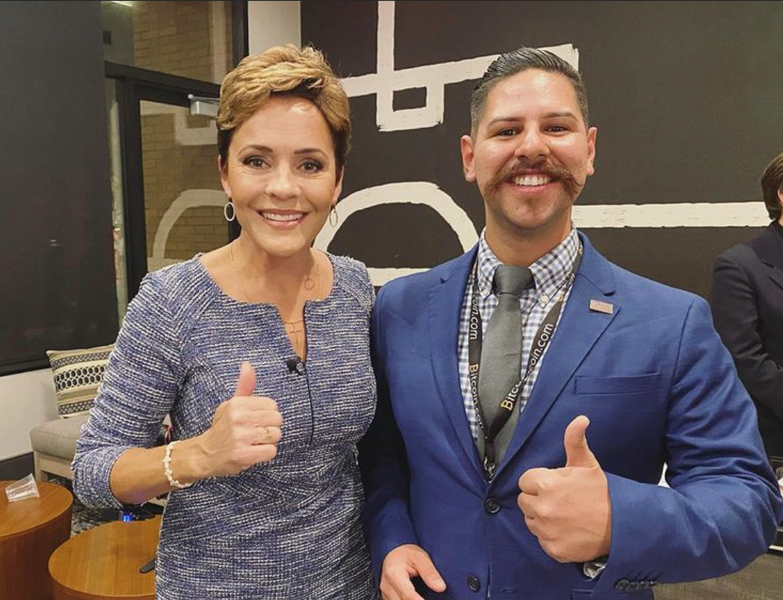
[28, 344, 167, 508]
[29, 415, 89, 482]
[27, 345, 114, 484]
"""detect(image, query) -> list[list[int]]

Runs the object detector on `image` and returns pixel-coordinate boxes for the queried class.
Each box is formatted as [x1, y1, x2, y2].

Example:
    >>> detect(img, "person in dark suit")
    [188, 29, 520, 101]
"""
[711, 152, 783, 459]
[360, 46, 783, 600]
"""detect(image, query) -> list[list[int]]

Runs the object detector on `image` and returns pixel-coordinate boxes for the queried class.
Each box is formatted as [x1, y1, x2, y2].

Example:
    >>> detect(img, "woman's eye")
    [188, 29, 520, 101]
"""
[244, 157, 266, 168]
[301, 160, 323, 173]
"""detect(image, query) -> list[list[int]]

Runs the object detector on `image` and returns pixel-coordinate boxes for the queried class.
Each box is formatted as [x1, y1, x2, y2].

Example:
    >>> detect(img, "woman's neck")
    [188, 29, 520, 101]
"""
[230, 236, 320, 311]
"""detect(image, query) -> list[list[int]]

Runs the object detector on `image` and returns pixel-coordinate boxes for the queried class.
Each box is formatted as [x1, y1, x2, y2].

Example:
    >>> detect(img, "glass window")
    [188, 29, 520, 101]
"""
[140, 100, 227, 274]
[101, 1, 233, 84]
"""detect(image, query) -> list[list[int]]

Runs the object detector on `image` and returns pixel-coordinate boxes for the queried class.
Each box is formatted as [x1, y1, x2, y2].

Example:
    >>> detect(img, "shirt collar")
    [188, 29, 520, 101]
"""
[476, 227, 581, 301]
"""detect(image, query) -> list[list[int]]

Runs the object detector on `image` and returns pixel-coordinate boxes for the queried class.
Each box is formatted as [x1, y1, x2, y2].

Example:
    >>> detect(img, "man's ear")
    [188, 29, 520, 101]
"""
[586, 126, 598, 177]
[460, 135, 477, 183]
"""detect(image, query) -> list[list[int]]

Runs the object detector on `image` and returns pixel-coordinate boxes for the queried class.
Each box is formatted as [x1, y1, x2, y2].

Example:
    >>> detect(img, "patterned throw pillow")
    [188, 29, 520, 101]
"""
[46, 344, 114, 419]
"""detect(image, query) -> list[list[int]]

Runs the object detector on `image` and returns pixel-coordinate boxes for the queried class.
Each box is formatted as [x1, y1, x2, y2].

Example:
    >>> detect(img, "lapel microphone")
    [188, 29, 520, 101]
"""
[286, 358, 305, 375]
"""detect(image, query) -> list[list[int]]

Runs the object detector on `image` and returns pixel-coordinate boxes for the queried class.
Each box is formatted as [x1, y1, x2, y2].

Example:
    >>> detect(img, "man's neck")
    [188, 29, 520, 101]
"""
[485, 223, 572, 268]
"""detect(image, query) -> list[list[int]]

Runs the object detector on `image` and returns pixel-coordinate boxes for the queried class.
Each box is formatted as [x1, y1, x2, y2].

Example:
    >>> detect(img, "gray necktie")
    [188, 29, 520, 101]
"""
[476, 265, 534, 466]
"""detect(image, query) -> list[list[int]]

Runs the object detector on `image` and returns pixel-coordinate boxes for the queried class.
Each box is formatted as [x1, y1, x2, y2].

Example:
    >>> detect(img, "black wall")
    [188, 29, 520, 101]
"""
[0, 2, 118, 374]
[302, 1, 783, 298]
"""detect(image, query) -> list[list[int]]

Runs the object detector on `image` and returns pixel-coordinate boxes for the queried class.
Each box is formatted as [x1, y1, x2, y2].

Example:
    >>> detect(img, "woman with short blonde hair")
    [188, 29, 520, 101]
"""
[74, 45, 377, 599]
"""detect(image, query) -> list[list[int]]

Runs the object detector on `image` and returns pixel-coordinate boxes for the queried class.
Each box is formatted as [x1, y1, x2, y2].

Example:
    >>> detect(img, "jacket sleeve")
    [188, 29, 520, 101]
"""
[711, 250, 783, 420]
[593, 297, 783, 594]
[358, 284, 420, 583]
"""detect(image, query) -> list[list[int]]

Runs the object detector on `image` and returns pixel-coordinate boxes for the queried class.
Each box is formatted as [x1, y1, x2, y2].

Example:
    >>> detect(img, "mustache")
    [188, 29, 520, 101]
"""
[486, 159, 582, 197]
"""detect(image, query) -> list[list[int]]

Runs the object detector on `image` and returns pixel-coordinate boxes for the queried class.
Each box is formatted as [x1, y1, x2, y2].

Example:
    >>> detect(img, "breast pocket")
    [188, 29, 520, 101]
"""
[575, 373, 661, 396]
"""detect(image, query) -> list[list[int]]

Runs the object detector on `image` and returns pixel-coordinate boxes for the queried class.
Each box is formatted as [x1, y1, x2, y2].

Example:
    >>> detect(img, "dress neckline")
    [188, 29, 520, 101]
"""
[193, 251, 339, 309]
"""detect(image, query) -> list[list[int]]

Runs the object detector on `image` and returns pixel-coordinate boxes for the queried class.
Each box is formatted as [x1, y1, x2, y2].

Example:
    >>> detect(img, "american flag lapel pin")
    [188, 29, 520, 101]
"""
[589, 299, 614, 314]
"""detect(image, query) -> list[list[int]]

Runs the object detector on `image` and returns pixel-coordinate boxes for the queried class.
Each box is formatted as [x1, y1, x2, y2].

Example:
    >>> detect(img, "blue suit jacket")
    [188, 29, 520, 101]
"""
[360, 233, 782, 599]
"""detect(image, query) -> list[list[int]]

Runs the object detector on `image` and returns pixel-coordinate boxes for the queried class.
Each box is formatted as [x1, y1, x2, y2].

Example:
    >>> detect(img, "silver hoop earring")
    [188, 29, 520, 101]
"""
[223, 200, 236, 222]
[329, 205, 339, 227]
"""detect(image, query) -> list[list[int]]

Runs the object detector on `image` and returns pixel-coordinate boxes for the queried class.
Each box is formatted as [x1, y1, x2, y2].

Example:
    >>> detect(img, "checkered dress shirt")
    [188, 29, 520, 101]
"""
[458, 228, 581, 442]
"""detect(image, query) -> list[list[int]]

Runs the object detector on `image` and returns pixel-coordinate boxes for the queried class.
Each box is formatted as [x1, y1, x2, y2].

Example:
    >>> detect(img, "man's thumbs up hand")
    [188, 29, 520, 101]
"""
[564, 415, 600, 469]
[517, 416, 611, 564]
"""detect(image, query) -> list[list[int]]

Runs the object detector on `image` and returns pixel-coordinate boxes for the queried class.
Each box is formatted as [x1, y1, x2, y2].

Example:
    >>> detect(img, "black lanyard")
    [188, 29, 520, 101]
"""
[468, 245, 583, 480]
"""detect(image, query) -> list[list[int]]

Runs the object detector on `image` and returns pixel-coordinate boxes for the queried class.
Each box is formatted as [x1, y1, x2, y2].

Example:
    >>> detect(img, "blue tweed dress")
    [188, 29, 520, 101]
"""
[72, 254, 378, 599]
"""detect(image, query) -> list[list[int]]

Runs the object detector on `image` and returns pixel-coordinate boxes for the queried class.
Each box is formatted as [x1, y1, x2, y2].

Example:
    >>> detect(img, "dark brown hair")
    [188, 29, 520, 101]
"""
[761, 151, 783, 220]
[471, 46, 589, 135]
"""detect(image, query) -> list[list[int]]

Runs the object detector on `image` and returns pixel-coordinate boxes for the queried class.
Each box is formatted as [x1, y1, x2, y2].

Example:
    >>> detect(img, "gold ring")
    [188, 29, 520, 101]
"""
[259, 426, 273, 444]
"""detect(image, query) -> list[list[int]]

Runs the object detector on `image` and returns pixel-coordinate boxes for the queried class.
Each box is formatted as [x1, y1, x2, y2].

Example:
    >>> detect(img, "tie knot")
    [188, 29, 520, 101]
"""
[493, 265, 533, 298]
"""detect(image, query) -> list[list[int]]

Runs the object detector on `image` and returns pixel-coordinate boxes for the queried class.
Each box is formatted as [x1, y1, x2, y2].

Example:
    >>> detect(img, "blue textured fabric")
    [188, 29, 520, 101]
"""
[73, 254, 378, 599]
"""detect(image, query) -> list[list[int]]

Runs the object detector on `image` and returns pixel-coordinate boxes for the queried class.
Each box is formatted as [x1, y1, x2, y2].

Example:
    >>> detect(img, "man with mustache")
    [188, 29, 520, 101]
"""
[360, 46, 782, 600]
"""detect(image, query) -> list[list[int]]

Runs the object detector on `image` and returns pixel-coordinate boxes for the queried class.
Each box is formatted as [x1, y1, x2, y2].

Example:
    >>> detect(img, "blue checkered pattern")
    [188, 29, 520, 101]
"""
[458, 228, 581, 442]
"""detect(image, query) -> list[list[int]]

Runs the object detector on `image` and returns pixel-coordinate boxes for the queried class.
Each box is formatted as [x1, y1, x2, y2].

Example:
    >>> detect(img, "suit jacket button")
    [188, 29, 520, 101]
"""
[484, 498, 501, 514]
[467, 575, 481, 592]
[615, 579, 630, 591]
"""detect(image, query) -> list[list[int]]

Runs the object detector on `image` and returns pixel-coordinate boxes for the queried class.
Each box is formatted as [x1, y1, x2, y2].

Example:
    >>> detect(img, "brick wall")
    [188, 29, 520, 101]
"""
[134, 1, 232, 264]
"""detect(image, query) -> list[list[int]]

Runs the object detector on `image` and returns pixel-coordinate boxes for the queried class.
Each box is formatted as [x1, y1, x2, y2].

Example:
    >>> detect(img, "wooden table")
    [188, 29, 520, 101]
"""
[0, 480, 73, 600]
[49, 515, 160, 600]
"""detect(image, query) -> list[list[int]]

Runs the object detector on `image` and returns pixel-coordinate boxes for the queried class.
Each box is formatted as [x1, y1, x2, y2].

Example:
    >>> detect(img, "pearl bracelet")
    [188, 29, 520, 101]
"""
[163, 440, 193, 489]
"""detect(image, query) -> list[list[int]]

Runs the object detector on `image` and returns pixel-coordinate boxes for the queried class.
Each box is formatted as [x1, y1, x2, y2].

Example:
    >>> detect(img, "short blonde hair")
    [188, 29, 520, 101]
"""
[217, 45, 351, 172]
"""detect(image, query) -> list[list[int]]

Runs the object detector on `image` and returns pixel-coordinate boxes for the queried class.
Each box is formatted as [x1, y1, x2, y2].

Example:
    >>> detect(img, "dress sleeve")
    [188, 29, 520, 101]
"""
[357, 261, 376, 314]
[72, 271, 184, 508]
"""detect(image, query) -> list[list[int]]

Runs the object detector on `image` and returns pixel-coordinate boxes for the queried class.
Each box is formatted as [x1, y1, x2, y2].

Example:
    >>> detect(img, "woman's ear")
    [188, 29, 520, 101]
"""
[333, 167, 344, 204]
[218, 155, 231, 197]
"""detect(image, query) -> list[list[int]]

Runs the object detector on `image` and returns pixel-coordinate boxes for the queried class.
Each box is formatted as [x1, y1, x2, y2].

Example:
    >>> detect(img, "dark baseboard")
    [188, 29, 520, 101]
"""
[0, 452, 34, 481]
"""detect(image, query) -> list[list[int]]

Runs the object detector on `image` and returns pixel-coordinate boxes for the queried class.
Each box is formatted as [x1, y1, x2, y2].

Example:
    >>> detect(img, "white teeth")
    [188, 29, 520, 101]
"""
[513, 175, 551, 187]
[262, 212, 303, 222]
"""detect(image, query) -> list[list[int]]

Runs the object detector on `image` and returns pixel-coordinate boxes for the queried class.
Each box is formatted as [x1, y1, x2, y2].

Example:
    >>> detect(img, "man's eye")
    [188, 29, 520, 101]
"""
[547, 125, 569, 133]
[497, 128, 517, 137]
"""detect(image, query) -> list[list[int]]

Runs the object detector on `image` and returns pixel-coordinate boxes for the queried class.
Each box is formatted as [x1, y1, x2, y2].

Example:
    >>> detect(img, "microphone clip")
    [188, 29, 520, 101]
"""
[286, 358, 305, 376]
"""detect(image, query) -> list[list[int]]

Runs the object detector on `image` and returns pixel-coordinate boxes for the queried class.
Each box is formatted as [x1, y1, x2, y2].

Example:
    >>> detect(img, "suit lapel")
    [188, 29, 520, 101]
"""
[768, 266, 783, 293]
[497, 236, 619, 477]
[428, 247, 485, 480]
[749, 225, 783, 292]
